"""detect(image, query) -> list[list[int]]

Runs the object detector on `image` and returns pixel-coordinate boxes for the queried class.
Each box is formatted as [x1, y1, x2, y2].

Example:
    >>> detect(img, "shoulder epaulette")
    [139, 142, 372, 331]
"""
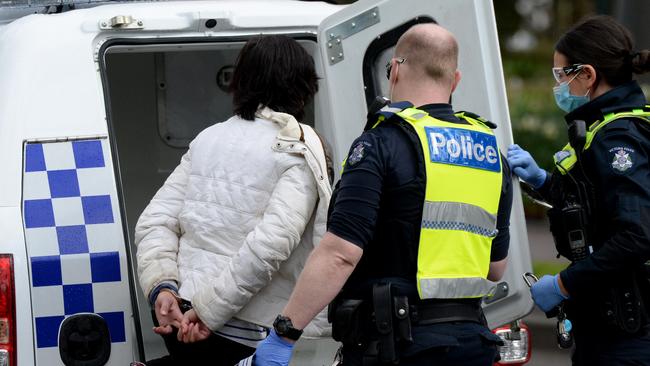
[364, 101, 414, 131]
[456, 110, 497, 129]
[375, 101, 414, 120]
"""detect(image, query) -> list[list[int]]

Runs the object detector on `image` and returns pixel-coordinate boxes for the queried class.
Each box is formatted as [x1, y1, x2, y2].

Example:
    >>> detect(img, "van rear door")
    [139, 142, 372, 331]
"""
[317, 0, 534, 329]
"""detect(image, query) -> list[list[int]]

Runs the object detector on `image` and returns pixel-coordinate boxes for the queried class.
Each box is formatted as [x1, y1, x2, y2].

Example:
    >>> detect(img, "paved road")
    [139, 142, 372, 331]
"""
[523, 309, 572, 366]
[526, 217, 569, 263]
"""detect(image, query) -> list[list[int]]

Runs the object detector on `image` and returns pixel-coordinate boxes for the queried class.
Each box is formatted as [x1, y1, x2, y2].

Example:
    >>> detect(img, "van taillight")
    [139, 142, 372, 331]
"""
[493, 321, 531, 365]
[0, 255, 16, 366]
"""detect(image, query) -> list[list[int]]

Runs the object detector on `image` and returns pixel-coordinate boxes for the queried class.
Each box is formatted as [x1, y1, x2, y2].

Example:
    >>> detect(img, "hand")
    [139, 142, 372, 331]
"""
[530, 274, 569, 312]
[153, 291, 183, 335]
[253, 330, 294, 366]
[507, 144, 547, 189]
[177, 309, 211, 343]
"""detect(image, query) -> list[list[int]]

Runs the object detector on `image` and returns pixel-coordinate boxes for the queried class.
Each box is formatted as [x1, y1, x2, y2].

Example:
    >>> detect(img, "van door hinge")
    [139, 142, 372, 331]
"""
[99, 15, 144, 30]
[325, 7, 380, 65]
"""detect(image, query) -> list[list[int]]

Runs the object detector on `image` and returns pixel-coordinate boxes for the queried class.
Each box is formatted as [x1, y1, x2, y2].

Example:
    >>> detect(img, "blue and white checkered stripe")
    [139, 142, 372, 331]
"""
[22, 138, 136, 365]
[421, 220, 498, 237]
[420, 201, 499, 238]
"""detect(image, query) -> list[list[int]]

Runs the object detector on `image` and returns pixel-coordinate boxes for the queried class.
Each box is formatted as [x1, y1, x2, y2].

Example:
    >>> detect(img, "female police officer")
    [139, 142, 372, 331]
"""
[508, 15, 650, 365]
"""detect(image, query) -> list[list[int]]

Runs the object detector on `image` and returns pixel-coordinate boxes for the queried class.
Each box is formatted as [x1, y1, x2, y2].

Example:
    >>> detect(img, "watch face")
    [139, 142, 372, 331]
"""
[276, 322, 287, 332]
[274, 316, 288, 333]
[274, 315, 302, 340]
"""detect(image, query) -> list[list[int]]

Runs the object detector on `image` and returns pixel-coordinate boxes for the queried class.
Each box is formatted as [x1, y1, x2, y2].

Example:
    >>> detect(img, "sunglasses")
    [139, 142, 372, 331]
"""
[552, 64, 584, 83]
[385, 57, 406, 80]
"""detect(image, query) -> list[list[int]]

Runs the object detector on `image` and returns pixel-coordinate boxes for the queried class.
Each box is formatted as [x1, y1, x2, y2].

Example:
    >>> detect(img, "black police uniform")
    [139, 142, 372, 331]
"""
[535, 81, 650, 365]
[327, 103, 513, 366]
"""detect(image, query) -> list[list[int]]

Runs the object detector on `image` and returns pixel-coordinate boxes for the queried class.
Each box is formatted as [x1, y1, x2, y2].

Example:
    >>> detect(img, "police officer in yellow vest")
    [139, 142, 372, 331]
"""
[508, 16, 650, 365]
[251, 23, 513, 366]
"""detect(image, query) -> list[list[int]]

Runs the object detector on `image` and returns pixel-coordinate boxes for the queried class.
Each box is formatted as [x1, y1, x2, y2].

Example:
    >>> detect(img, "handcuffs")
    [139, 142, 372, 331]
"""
[523, 272, 573, 349]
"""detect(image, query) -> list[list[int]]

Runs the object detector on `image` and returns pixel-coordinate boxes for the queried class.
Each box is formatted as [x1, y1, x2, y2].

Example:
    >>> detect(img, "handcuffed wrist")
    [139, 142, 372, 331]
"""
[159, 288, 182, 303]
[149, 282, 179, 306]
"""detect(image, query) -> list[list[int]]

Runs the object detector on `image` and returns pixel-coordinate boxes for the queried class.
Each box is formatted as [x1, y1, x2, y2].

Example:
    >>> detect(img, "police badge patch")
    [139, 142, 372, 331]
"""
[553, 150, 572, 163]
[611, 148, 633, 172]
[347, 141, 367, 166]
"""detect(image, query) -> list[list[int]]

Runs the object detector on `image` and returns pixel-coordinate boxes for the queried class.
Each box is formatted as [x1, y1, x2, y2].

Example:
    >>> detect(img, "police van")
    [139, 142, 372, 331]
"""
[0, 0, 535, 364]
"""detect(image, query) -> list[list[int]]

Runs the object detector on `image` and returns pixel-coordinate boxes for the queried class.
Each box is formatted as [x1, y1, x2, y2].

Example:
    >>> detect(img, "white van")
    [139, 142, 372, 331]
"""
[0, 0, 534, 365]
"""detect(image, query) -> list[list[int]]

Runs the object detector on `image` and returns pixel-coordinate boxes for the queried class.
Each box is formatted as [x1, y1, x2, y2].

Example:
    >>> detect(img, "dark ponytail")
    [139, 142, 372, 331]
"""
[556, 15, 648, 87]
[631, 50, 650, 75]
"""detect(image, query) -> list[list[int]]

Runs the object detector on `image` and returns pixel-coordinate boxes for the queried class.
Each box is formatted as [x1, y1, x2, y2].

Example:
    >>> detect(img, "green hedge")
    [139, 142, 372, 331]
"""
[503, 51, 568, 216]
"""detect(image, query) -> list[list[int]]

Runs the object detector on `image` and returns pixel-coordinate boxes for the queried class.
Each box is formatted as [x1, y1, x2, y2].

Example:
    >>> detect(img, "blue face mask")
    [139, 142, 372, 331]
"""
[553, 74, 590, 113]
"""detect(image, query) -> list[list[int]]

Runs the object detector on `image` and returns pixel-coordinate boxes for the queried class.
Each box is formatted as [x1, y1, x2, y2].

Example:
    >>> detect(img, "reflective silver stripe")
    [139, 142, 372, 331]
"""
[406, 112, 428, 120]
[380, 106, 406, 113]
[420, 277, 495, 299]
[421, 201, 498, 237]
[396, 110, 428, 120]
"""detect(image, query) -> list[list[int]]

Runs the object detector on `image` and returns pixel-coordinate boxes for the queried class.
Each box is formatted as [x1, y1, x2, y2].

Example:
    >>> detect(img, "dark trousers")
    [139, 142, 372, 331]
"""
[572, 326, 650, 366]
[147, 311, 256, 366]
[341, 322, 501, 366]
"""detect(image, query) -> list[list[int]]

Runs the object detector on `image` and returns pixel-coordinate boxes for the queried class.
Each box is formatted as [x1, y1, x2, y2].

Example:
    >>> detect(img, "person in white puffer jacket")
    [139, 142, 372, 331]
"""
[134, 35, 332, 365]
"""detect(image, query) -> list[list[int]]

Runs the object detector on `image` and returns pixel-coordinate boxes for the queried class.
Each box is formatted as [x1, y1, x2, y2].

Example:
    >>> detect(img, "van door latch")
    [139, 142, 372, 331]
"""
[99, 15, 144, 30]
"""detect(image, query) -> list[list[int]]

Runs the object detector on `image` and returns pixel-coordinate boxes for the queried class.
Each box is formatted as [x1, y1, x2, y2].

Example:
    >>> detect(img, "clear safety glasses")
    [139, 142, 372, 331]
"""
[552, 64, 584, 83]
[386, 57, 407, 80]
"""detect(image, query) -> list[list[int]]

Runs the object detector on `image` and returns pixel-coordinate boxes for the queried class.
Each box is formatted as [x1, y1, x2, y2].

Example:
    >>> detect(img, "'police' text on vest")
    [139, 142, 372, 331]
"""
[425, 127, 500, 172]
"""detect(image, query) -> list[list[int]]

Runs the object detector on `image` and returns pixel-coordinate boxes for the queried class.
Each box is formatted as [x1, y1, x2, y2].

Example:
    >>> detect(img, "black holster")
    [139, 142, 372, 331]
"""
[329, 297, 369, 347]
[601, 275, 647, 334]
[328, 283, 413, 364]
[372, 283, 413, 364]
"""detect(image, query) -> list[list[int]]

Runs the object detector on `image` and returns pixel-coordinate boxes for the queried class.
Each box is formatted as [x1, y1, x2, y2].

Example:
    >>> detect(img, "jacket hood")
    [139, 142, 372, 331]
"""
[256, 106, 304, 142]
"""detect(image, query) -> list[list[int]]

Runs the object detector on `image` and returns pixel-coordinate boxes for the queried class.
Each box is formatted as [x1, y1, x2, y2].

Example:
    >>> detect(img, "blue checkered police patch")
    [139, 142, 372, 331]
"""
[22, 138, 135, 364]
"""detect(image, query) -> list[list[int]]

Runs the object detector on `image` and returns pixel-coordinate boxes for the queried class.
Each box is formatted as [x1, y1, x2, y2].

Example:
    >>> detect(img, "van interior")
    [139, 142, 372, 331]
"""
[102, 38, 324, 358]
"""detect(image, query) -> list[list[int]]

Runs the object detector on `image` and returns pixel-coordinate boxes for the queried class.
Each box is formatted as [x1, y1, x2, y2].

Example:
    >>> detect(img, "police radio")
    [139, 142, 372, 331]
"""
[364, 96, 391, 131]
[561, 203, 590, 261]
[367, 96, 390, 118]
[555, 118, 593, 262]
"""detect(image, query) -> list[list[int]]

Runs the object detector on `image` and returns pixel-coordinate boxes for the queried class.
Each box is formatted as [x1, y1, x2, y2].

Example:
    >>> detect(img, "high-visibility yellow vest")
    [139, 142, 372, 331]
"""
[554, 106, 650, 174]
[387, 107, 504, 299]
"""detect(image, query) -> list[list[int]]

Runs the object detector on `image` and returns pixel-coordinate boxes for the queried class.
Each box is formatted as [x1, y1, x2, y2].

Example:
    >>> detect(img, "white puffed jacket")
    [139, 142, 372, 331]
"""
[134, 107, 332, 337]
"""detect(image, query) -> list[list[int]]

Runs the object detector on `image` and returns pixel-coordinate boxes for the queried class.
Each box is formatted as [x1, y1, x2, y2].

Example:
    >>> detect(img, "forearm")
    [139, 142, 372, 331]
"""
[282, 232, 362, 330]
[560, 234, 649, 296]
[135, 153, 191, 296]
[487, 258, 508, 282]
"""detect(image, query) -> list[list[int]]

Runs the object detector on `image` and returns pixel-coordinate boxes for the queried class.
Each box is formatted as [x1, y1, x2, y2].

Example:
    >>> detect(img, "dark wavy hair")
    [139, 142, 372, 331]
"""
[556, 15, 650, 87]
[230, 35, 319, 121]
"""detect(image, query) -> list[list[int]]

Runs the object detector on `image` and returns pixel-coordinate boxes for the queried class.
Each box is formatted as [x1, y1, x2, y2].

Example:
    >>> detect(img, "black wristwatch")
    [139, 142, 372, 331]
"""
[273, 315, 303, 341]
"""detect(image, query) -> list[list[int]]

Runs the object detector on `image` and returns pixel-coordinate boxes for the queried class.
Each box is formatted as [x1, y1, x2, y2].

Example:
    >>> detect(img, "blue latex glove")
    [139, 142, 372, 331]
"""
[530, 274, 569, 312]
[507, 144, 547, 189]
[253, 330, 294, 366]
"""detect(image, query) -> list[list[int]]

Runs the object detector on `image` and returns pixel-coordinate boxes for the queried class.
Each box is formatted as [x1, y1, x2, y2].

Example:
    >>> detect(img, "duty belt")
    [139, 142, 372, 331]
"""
[409, 300, 485, 325]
